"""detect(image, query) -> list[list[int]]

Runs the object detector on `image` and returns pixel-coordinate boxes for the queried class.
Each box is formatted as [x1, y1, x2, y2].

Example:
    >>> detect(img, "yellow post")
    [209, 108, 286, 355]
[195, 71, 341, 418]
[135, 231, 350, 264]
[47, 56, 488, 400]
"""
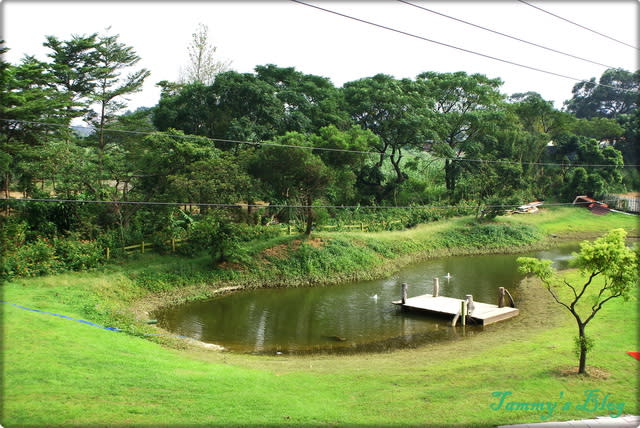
[106, 247, 110, 260]
[141, 241, 145, 254]
[172, 238, 176, 253]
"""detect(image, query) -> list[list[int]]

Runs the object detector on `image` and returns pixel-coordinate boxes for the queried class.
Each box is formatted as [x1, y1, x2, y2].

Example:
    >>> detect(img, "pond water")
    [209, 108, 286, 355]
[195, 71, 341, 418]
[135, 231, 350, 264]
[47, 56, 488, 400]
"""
[154, 243, 578, 354]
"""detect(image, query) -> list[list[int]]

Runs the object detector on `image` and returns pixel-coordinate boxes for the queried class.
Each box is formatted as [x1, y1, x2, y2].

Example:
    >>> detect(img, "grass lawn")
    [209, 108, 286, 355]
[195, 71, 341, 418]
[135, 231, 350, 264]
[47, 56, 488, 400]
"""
[2, 207, 638, 426]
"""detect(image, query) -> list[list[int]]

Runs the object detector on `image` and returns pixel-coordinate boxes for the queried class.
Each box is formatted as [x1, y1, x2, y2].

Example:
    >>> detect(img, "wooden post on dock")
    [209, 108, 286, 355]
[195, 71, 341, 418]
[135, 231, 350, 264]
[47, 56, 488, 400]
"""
[498, 287, 505, 308]
[401, 283, 408, 304]
[433, 278, 440, 297]
[465, 294, 474, 314]
[461, 300, 467, 326]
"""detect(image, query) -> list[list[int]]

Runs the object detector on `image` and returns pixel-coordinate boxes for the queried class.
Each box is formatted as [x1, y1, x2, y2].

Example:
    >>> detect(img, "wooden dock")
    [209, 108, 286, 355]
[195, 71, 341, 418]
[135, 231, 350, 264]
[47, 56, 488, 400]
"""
[392, 282, 519, 326]
[393, 295, 519, 325]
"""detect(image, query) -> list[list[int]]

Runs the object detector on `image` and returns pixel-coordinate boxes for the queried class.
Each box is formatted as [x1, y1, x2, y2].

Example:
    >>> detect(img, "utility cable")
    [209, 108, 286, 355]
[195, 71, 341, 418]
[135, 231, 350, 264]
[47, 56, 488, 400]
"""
[517, 0, 639, 51]
[398, 0, 618, 69]
[1, 118, 637, 168]
[290, 0, 637, 94]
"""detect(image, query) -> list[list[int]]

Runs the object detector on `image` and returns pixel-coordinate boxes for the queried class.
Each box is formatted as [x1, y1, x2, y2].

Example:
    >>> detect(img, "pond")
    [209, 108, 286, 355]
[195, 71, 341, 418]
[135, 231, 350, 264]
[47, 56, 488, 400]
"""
[154, 243, 578, 354]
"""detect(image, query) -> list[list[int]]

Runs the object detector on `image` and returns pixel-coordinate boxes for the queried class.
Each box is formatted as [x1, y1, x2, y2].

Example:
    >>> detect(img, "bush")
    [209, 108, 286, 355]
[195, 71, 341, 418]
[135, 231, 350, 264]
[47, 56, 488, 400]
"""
[53, 237, 104, 270]
[1, 236, 105, 279]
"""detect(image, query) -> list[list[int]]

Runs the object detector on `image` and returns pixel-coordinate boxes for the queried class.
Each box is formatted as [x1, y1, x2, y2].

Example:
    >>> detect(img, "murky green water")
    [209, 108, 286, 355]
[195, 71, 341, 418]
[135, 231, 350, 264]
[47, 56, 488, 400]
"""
[154, 243, 578, 354]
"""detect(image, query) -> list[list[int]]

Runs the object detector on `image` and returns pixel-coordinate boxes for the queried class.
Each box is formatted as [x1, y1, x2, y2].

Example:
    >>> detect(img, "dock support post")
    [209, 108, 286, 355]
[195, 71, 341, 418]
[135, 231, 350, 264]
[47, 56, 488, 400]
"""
[461, 300, 467, 326]
[433, 278, 440, 297]
[401, 283, 408, 304]
[498, 287, 505, 308]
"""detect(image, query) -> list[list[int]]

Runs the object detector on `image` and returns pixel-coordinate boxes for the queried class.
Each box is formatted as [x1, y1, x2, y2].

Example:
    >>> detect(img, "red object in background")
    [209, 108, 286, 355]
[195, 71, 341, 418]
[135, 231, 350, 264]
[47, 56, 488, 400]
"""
[627, 352, 640, 361]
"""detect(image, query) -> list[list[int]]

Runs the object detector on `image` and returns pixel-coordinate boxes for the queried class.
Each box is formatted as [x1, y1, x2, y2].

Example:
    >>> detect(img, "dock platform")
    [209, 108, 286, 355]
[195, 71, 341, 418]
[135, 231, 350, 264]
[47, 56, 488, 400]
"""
[393, 294, 519, 326]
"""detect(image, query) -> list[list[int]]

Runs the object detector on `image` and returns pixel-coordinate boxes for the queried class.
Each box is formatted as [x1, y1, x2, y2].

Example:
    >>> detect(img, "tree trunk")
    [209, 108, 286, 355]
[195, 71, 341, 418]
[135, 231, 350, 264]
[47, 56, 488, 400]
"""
[578, 323, 587, 374]
[444, 159, 456, 193]
[304, 195, 314, 236]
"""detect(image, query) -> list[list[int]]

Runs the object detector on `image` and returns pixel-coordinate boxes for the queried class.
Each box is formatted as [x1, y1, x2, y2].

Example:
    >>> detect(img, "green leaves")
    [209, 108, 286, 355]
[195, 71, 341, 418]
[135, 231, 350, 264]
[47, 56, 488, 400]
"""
[517, 257, 554, 283]
[573, 228, 638, 294]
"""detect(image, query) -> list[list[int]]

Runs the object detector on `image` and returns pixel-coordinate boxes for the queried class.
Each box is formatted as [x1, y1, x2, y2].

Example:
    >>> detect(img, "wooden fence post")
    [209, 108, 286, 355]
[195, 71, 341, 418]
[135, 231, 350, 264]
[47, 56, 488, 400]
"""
[498, 287, 505, 308]
[141, 241, 145, 254]
[171, 238, 176, 253]
[105, 247, 110, 260]
[433, 278, 440, 297]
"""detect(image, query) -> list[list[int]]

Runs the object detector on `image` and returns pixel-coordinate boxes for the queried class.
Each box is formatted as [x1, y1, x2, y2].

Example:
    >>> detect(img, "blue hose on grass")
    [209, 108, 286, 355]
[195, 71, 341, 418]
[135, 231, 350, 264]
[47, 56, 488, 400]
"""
[2, 300, 122, 331]
[1, 300, 190, 339]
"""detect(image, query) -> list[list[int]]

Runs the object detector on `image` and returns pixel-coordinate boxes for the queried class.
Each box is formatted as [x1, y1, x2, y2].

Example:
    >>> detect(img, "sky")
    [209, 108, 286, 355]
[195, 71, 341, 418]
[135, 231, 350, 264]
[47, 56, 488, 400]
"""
[1, 1, 638, 112]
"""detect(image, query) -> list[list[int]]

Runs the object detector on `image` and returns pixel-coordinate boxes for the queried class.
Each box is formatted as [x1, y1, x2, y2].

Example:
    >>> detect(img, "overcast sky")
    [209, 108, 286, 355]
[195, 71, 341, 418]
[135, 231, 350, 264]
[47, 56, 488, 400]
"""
[2, 1, 638, 111]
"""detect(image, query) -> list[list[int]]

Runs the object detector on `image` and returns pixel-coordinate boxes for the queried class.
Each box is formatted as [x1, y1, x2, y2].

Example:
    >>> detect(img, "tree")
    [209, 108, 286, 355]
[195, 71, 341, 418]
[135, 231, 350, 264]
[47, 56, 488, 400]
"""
[180, 23, 231, 85]
[249, 132, 333, 235]
[255, 64, 350, 134]
[343, 74, 434, 195]
[0, 46, 75, 199]
[310, 125, 379, 205]
[517, 229, 638, 374]
[564, 68, 639, 119]
[87, 31, 150, 177]
[549, 134, 624, 199]
[417, 71, 504, 195]
[43, 33, 100, 117]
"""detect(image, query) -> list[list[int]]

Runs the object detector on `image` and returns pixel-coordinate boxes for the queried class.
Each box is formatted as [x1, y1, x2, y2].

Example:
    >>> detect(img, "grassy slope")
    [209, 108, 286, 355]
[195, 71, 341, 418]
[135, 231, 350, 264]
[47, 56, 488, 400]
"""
[2, 207, 638, 426]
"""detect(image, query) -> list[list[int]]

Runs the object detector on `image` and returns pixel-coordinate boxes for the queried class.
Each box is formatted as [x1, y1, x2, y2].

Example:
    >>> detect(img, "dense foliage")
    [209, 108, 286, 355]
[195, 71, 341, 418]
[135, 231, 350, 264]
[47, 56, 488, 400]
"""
[1, 32, 637, 273]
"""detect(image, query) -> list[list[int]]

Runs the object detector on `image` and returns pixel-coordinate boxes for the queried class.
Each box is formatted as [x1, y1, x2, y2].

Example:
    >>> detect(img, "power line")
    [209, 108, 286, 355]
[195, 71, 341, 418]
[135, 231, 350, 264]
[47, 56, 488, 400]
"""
[0, 196, 616, 211]
[290, 0, 637, 94]
[2, 118, 637, 168]
[398, 0, 618, 69]
[517, 0, 639, 51]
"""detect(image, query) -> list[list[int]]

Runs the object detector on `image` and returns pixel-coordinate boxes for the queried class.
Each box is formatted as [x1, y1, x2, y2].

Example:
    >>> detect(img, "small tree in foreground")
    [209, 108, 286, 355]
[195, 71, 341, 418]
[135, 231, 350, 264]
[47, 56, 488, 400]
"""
[517, 229, 637, 374]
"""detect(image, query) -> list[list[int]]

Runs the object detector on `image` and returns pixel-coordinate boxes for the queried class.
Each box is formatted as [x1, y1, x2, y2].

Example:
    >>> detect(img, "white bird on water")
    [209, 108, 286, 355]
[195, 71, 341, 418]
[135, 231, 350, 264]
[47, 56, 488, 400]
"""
[371, 294, 379, 300]
[445, 272, 452, 279]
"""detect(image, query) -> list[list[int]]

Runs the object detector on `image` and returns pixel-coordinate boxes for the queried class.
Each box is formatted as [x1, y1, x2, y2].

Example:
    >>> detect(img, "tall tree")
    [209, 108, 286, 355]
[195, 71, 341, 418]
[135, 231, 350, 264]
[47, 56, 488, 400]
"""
[417, 71, 504, 195]
[249, 132, 333, 235]
[0, 46, 74, 199]
[564, 68, 639, 119]
[518, 229, 638, 374]
[181, 23, 231, 85]
[43, 33, 100, 117]
[87, 31, 150, 177]
[343, 74, 434, 194]
[255, 64, 350, 133]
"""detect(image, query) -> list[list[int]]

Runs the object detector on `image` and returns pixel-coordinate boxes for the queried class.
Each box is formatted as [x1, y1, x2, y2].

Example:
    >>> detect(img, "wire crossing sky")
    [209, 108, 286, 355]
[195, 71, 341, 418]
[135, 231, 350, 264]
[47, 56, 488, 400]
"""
[397, 0, 619, 69]
[291, 0, 635, 93]
[517, 0, 640, 50]
[2, 1, 637, 111]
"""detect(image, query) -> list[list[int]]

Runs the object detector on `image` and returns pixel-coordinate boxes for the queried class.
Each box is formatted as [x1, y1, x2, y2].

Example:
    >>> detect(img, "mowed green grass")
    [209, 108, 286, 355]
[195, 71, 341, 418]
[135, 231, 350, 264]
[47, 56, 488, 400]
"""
[500, 206, 638, 237]
[2, 207, 638, 426]
[3, 271, 637, 426]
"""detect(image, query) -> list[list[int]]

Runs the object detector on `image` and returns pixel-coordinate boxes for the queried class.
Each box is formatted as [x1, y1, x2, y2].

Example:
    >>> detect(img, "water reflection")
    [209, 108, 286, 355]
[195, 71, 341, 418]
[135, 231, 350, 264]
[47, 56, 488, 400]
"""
[154, 243, 578, 354]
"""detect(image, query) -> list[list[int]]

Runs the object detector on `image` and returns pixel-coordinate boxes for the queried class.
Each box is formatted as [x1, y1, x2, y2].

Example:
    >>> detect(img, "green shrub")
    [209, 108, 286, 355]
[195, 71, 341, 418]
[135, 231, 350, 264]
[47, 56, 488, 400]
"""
[1, 236, 105, 279]
[53, 237, 104, 271]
